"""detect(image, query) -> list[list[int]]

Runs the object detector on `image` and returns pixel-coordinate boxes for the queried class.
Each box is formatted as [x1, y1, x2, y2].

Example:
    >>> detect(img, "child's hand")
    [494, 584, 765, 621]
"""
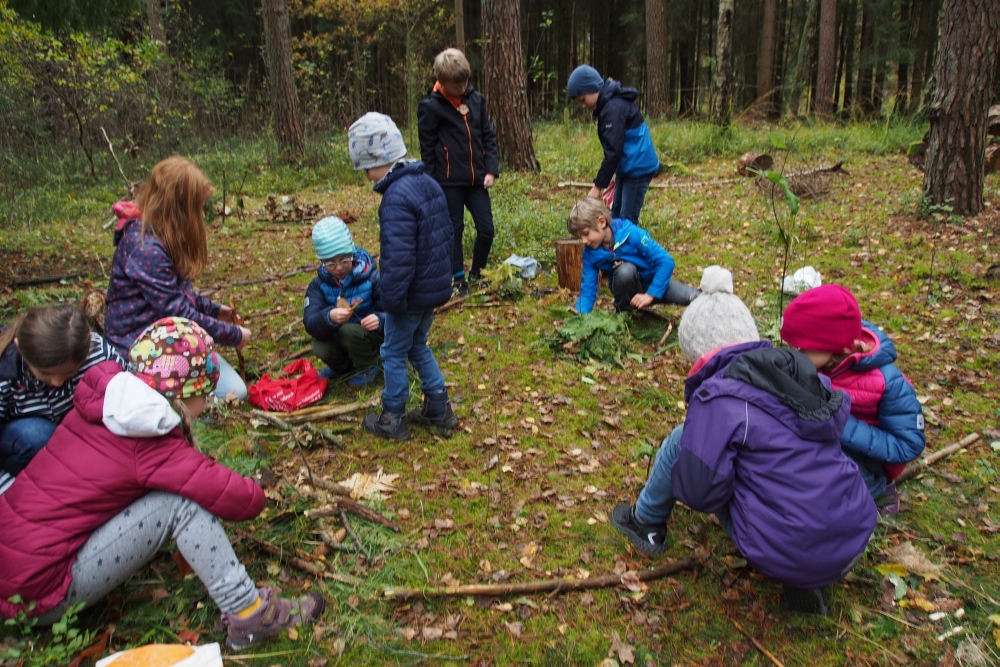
[484, 174, 496, 189]
[631, 293, 655, 310]
[328, 308, 353, 325]
[218, 305, 234, 323]
[360, 314, 380, 332]
[587, 185, 602, 200]
[236, 326, 252, 350]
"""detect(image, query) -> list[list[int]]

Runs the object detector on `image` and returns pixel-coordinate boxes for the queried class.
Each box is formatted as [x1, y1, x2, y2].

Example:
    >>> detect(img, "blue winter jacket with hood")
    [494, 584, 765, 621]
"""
[592, 80, 660, 189]
[303, 248, 385, 339]
[372, 161, 454, 313]
[575, 218, 676, 314]
[672, 342, 877, 589]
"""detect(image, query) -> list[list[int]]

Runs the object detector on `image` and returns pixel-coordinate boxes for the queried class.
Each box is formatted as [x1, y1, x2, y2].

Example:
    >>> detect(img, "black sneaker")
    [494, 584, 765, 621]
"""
[611, 503, 667, 556]
[453, 277, 470, 297]
[781, 585, 829, 615]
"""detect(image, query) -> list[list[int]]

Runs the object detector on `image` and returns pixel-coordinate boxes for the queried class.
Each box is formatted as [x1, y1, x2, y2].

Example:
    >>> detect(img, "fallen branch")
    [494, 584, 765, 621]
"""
[897, 433, 980, 483]
[239, 532, 325, 574]
[435, 297, 467, 314]
[340, 507, 372, 563]
[199, 265, 315, 297]
[312, 478, 355, 497]
[731, 619, 785, 667]
[316, 530, 359, 553]
[305, 500, 401, 533]
[658, 322, 674, 346]
[382, 556, 698, 600]
[11, 272, 84, 288]
[265, 397, 379, 424]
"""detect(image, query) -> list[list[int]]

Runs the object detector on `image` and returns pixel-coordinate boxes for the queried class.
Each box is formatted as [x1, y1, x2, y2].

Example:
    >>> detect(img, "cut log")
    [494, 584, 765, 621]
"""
[555, 238, 584, 292]
[737, 152, 774, 176]
[986, 144, 1000, 174]
[988, 104, 1000, 136]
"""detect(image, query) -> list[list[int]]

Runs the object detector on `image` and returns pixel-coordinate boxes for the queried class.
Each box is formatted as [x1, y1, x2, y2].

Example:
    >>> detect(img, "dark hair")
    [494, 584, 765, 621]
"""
[0, 305, 91, 370]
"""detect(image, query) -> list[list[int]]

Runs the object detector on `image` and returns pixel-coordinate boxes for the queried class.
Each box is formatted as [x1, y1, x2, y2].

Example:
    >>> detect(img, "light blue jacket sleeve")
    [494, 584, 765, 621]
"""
[633, 230, 675, 300]
[839, 366, 925, 464]
[574, 250, 601, 314]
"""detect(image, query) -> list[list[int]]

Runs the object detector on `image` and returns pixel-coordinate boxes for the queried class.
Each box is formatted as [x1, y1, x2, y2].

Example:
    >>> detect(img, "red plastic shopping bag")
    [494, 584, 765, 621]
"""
[601, 176, 616, 209]
[248, 359, 327, 412]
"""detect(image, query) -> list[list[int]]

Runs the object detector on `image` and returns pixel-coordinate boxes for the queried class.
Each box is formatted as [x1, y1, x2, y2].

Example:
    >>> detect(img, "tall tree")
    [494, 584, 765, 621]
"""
[757, 0, 778, 115]
[646, 0, 671, 117]
[482, 0, 539, 171]
[814, 0, 837, 116]
[261, 0, 304, 157]
[711, 0, 734, 124]
[923, 0, 999, 215]
[908, 0, 934, 109]
[856, 0, 876, 114]
[785, 0, 819, 116]
[455, 0, 465, 51]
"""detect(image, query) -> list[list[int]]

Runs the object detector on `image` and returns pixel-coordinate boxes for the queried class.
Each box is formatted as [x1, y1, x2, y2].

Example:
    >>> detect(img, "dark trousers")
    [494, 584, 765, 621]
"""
[610, 262, 700, 313]
[611, 173, 655, 224]
[443, 185, 494, 278]
[312, 323, 383, 373]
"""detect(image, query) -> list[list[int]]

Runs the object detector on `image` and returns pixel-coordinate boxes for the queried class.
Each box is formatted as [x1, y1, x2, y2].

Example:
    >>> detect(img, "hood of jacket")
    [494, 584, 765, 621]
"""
[828, 321, 896, 378]
[373, 160, 424, 195]
[608, 217, 638, 250]
[75, 361, 181, 437]
[316, 248, 376, 291]
[594, 80, 639, 118]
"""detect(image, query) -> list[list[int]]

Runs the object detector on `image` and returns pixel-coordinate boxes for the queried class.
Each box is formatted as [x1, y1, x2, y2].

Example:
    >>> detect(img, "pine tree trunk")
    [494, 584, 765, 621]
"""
[922, 0, 999, 216]
[908, 0, 933, 109]
[757, 0, 778, 115]
[261, 0, 304, 157]
[785, 0, 819, 116]
[842, 0, 858, 109]
[857, 0, 876, 114]
[455, 0, 465, 51]
[711, 0, 734, 124]
[646, 0, 671, 117]
[814, 0, 837, 116]
[482, 0, 539, 171]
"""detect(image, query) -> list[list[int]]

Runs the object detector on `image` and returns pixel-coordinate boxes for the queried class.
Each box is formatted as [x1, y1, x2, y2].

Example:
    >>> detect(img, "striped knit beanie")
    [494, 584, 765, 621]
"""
[312, 216, 355, 260]
[130, 317, 220, 399]
[348, 112, 407, 170]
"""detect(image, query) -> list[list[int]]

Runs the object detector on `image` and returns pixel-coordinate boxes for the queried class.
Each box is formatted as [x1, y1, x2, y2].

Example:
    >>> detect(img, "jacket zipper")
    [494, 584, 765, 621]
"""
[443, 145, 450, 179]
[464, 115, 475, 186]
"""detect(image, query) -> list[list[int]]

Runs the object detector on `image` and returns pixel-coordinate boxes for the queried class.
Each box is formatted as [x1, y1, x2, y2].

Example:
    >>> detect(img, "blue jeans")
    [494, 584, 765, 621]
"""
[214, 354, 247, 402]
[635, 425, 733, 536]
[380, 311, 446, 414]
[0, 417, 57, 475]
[611, 173, 655, 224]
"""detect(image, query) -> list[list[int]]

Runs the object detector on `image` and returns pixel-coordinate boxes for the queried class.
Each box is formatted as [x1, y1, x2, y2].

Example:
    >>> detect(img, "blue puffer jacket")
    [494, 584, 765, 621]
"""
[575, 218, 676, 314]
[373, 161, 454, 313]
[303, 249, 385, 340]
[593, 80, 660, 189]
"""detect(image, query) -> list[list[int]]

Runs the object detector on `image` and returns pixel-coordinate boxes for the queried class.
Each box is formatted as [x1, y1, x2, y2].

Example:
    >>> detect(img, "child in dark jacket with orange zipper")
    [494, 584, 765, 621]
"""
[417, 48, 500, 296]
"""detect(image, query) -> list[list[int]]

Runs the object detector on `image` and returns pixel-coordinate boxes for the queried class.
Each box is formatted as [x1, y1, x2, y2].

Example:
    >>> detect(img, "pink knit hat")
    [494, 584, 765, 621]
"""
[780, 284, 863, 353]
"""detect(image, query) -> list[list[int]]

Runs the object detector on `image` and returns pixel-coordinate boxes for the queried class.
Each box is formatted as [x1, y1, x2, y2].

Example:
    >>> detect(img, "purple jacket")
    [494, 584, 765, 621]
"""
[104, 218, 242, 354]
[673, 341, 876, 589]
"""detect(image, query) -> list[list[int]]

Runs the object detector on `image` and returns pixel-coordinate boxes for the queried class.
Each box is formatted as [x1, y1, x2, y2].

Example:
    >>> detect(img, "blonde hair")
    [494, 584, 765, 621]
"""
[434, 48, 471, 83]
[170, 397, 198, 445]
[0, 305, 91, 370]
[567, 197, 612, 235]
[135, 157, 214, 280]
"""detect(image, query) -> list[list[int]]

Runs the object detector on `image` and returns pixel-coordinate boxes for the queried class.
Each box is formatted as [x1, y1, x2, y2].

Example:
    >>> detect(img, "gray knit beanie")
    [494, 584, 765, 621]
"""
[678, 266, 760, 362]
[348, 112, 407, 170]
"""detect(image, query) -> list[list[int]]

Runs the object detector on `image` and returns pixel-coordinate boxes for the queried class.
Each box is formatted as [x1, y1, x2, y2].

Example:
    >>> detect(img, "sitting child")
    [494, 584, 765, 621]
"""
[781, 284, 925, 515]
[0, 305, 123, 479]
[568, 198, 698, 314]
[348, 112, 457, 441]
[304, 216, 385, 386]
[611, 267, 876, 614]
[0, 318, 324, 647]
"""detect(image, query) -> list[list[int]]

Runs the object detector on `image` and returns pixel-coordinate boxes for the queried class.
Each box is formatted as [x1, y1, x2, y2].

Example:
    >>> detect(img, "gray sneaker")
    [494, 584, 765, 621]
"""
[223, 587, 325, 649]
[611, 503, 668, 556]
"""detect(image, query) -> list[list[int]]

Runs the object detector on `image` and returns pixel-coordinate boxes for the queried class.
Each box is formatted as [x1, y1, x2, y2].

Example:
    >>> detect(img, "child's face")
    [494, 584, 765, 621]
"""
[578, 216, 613, 249]
[24, 357, 81, 388]
[573, 92, 600, 110]
[365, 164, 392, 182]
[322, 254, 355, 280]
[181, 394, 208, 419]
[796, 348, 835, 371]
[441, 79, 468, 98]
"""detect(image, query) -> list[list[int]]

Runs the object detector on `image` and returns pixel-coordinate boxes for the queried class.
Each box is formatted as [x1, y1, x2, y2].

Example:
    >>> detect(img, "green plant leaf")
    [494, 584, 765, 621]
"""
[763, 170, 800, 215]
[769, 131, 787, 150]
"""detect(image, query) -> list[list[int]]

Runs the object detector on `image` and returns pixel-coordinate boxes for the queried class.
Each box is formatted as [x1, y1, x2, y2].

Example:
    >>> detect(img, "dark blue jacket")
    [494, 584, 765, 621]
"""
[593, 80, 660, 188]
[417, 84, 500, 188]
[673, 342, 876, 589]
[303, 249, 386, 339]
[373, 161, 453, 313]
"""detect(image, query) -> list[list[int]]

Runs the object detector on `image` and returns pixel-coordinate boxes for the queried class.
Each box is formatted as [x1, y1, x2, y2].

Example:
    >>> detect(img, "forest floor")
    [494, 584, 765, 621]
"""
[2, 121, 1000, 666]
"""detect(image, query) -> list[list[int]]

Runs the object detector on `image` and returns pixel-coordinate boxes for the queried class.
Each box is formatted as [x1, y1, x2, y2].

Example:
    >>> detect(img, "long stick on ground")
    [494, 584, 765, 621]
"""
[265, 397, 379, 424]
[239, 532, 325, 574]
[896, 433, 980, 483]
[382, 556, 698, 600]
[305, 500, 401, 532]
[339, 508, 372, 563]
[731, 619, 785, 667]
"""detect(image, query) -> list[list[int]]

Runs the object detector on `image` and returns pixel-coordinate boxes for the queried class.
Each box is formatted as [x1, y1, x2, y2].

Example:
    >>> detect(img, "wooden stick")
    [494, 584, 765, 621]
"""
[382, 556, 698, 600]
[99, 126, 135, 196]
[305, 500, 401, 532]
[239, 533, 325, 574]
[316, 530, 359, 553]
[658, 322, 674, 346]
[11, 272, 84, 288]
[267, 397, 378, 424]
[339, 508, 371, 563]
[312, 478, 355, 497]
[896, 433, 980, 483]
[731, 619, 785, 667]
[435, 297, 467, 314]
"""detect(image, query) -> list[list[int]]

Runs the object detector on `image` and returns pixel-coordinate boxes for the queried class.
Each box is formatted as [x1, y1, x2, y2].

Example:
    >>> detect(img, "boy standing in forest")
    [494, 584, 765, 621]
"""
[348, 112, 457, 441]
[567, 64, 660, 224]
[418, 48, 500, 297]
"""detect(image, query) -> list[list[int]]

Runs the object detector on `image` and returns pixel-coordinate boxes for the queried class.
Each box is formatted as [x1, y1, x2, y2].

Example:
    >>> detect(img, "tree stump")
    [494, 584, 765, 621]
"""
[555, 239, 583, 292]
[737, 152, 774, 176]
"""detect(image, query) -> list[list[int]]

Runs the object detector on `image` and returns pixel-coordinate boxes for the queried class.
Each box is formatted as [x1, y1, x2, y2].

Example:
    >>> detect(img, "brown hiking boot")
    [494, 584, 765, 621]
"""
[223, 587, 325, 649]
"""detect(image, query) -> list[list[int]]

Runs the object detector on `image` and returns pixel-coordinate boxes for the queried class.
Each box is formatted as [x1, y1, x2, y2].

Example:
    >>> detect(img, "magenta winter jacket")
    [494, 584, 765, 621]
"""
[0, 362, 265, 618]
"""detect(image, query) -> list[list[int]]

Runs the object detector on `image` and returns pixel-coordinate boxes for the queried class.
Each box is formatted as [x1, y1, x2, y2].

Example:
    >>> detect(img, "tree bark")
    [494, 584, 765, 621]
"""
[146, 0, 166, 44]
[261, 0, 304, 157]
[482, 0, 539, 171]
[922, 0, 999, 216]
[455, 0, 465, 51]
[711, 0, 734, 124]
[646, 0, 671, 117]
[857, 0, 876, 114]
[814, 0, 837, 116]
[757, 0, 778, 115]
[785, 0, 819, 116]
[908, 0, 933, 109]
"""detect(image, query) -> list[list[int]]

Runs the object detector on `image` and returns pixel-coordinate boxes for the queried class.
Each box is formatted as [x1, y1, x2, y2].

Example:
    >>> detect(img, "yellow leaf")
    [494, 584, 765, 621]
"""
[993, 628, 1000, 649]
[900, 598, 935, 613]
[989, 614, 1000, 627]
[288, 627, 299, 641]
[876, 563, 909, 577]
